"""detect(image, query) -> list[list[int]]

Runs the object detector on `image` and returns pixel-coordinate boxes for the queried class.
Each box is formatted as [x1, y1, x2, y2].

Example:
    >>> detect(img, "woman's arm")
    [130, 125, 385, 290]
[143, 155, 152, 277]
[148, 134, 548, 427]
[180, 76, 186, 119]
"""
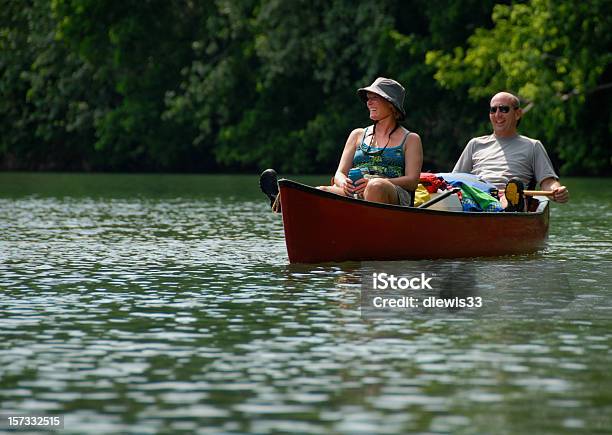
[333, 128, 363, 195]
[388, 132, 423, 192]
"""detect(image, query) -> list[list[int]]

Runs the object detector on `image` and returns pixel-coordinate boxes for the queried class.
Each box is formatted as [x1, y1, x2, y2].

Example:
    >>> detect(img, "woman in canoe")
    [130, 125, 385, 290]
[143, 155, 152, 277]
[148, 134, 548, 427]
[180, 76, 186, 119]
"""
[318, 77, 423, 205]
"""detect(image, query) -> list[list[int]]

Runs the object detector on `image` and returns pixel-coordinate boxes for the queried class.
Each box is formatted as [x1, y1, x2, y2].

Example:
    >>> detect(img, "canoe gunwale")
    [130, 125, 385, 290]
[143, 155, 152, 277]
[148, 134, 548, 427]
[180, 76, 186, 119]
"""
[278, 179, 549, 217]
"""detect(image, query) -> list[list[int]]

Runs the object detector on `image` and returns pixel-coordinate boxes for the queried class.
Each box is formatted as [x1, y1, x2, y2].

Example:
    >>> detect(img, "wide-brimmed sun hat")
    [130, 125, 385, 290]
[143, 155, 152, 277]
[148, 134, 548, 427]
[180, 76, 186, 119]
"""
[357, 77, 406, 120]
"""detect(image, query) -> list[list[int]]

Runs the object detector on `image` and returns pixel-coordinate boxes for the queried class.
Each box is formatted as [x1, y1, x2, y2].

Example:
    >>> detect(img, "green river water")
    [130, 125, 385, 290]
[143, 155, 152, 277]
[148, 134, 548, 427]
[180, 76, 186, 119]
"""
[0, 173, 611, 434]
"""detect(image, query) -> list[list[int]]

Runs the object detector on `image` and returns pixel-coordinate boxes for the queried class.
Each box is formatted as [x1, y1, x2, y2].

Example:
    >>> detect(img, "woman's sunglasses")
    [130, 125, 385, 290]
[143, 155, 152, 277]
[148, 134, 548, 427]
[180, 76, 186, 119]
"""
[489, 105, 518, 114]
[360, 142, 386, 157]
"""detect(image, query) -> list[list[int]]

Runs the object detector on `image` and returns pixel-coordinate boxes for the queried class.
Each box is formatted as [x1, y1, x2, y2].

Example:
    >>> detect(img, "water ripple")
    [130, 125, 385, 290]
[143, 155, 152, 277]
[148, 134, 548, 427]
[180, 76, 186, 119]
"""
[0, 176, 611, 433]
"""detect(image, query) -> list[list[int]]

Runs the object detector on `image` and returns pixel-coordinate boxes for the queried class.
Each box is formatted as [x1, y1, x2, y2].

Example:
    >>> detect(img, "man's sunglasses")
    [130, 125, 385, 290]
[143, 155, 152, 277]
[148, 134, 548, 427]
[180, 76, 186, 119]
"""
[489, 105, 518, 114]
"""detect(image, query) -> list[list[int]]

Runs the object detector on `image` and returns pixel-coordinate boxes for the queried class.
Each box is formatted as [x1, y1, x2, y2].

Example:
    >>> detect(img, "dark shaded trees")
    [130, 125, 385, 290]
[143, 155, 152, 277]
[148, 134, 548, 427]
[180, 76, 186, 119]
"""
[1, 0, 609, 174]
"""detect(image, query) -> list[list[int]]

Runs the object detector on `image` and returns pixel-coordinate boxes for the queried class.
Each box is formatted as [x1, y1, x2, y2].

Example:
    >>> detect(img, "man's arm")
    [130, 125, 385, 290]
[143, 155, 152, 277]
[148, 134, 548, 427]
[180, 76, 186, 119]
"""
[540, 177, 569, 203]
[452, 140, 474, 173]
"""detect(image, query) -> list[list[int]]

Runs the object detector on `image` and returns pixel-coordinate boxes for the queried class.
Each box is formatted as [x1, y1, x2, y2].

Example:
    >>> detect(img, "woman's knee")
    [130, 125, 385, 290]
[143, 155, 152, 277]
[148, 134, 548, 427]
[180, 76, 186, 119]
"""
[364, 178, 395, 201]
[365, 178, 386, 193]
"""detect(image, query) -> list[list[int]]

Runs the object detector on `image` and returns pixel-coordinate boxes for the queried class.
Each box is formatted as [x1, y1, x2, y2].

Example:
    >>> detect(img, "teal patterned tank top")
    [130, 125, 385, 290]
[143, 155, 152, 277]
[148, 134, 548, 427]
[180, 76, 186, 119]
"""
[353, 126, 409, 178]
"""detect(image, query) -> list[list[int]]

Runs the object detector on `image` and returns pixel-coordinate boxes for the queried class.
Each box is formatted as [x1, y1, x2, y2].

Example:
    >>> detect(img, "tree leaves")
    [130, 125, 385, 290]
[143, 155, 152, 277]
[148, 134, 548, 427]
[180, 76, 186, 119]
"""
[1, 0, 609, 174]
[426, 0, 612, 174]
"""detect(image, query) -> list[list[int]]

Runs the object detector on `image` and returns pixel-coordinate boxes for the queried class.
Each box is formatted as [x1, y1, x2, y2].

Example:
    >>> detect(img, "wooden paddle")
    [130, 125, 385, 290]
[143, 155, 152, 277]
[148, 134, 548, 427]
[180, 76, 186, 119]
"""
[524, 190, 554, 197]
[499, 189, 555, 197]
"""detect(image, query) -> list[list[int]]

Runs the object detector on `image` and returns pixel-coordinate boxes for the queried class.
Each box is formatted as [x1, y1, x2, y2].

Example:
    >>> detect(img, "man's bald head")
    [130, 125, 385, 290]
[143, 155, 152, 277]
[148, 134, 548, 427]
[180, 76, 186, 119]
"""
[490, 92, 520, 108]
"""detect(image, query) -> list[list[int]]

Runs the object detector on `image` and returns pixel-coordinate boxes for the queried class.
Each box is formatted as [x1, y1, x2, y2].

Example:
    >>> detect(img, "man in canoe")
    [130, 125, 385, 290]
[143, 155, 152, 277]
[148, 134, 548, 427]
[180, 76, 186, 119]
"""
[317, 77, 423, 206]
[453, 91, 569, 211]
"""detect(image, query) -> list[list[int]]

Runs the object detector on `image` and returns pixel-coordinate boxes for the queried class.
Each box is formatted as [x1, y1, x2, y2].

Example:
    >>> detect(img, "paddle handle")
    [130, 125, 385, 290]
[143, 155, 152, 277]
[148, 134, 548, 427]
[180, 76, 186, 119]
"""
[523, 190, 555, 197]
[500, 189, 554, 197]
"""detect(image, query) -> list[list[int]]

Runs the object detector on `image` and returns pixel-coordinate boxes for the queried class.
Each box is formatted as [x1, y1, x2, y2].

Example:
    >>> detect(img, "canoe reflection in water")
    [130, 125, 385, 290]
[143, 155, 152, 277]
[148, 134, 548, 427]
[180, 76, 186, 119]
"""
[280, 258, 587, 321]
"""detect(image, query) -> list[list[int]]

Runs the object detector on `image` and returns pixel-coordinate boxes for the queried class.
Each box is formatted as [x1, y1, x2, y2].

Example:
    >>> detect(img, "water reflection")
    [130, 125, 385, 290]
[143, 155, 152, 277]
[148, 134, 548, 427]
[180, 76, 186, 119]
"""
[0, 175, 611, 433]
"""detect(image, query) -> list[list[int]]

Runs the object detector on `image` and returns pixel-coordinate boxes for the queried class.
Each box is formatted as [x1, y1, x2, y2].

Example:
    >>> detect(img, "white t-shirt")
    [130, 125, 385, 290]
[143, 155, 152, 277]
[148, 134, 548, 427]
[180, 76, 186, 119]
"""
[452, 134, 559, 189]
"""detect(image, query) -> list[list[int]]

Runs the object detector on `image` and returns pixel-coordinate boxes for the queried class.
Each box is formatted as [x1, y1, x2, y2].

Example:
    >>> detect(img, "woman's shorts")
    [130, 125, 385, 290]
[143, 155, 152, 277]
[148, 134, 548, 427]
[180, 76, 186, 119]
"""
[395, 185, 413, 207]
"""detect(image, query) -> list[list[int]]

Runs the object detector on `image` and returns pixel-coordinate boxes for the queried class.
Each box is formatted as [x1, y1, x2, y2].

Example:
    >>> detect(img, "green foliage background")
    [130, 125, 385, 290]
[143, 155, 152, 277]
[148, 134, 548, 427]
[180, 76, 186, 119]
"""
[1, 0, 610, 174]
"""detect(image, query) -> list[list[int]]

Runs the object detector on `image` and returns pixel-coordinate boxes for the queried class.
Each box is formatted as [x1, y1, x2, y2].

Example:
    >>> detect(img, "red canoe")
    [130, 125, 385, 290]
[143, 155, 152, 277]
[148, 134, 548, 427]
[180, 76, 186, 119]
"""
[278, 179, 550, 263]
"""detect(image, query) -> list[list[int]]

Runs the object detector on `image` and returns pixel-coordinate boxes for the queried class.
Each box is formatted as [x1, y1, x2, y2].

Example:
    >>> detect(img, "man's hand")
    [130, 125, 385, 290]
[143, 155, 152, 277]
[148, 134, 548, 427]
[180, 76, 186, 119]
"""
[541, 177, 569, 203]
[552, 185, 569, 203]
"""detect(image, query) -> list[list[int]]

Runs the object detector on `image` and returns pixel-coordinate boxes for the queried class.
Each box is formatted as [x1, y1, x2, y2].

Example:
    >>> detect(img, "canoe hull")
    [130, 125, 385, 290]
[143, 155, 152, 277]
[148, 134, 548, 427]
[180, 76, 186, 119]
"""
[279, 179, 550, 263]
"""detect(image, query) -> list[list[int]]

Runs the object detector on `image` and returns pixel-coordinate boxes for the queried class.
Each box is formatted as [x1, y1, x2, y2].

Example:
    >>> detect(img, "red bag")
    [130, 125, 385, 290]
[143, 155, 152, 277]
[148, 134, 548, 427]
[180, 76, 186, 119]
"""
[419, 173, 449, 193]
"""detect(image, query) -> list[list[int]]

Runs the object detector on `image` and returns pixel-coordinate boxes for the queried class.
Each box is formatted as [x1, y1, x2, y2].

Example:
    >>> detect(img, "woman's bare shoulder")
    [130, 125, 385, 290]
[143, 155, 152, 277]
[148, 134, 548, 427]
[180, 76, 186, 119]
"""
[402, 130, 422, 154]
[350, 127, 366, 137]
[344, 127, 366, 148]
[402, 127, 420, 138]
[405, 130, 422, 143]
